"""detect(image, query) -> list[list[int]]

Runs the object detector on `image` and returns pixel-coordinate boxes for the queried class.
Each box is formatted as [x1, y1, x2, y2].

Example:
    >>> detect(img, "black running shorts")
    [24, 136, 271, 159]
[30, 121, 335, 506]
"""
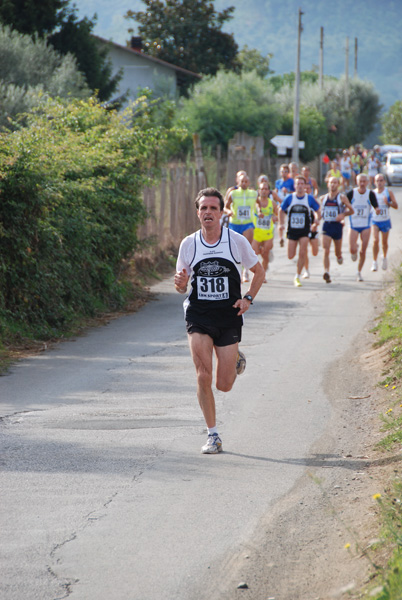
[186, 322, 242, 346]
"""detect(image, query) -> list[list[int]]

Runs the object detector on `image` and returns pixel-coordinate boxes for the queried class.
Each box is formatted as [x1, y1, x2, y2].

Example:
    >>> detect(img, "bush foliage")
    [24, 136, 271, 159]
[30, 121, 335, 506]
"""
[0, 96, 178, 340]
[177, 69, 381, 158]
[0, 24, 90, 129]
[381, 100, 402, 145]
[176, 70, 282, 149]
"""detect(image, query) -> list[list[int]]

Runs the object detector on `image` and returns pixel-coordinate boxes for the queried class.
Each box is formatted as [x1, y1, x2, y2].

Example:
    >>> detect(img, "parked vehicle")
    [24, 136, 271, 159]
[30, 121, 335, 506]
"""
[381, 152, 402, 185]
[379, 144, 402, 155]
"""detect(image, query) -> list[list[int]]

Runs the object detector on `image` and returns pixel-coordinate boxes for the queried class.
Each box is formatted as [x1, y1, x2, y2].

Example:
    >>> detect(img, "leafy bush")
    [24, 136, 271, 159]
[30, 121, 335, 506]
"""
[175, 69, 282, 149]
[0, 24, 90, 129]
[381, 100, 402, 145]
[274, 76, 381, 152]
[0, 96, 179, 340]
[279, 105, 328, 163]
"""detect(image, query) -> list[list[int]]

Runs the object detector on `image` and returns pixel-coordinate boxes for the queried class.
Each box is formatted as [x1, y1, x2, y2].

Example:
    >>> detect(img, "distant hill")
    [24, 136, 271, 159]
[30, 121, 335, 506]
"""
[77, 0, 402, 109]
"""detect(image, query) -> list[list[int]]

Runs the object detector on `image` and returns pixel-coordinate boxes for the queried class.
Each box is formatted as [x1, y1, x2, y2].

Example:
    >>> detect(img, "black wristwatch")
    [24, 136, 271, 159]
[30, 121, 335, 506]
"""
[243, 294, 253, 304]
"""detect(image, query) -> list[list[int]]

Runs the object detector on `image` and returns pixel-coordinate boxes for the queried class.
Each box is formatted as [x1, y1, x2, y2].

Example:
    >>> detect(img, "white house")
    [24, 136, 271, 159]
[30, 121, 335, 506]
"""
[95, 36, 201, 105]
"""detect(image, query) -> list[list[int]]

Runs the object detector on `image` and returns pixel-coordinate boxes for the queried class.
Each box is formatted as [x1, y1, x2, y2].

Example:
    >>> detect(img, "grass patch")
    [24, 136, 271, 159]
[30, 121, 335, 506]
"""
[369, 482, 402, 600]
[365, 265, 402, 599]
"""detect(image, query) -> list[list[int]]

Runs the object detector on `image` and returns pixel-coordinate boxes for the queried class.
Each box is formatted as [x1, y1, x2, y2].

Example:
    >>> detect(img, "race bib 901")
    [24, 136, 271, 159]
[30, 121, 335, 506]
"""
[197, 276, 229, 300]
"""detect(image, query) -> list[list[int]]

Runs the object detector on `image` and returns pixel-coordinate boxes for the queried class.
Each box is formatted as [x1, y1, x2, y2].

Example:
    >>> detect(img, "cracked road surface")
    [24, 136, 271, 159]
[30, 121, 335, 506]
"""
[1, 190, 402, 600]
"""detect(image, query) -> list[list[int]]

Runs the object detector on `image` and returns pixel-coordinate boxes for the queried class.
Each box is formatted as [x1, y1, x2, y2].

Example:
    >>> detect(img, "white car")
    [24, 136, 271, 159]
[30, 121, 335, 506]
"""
[380, 144, 402, 154]
[381, 152, 402, 186]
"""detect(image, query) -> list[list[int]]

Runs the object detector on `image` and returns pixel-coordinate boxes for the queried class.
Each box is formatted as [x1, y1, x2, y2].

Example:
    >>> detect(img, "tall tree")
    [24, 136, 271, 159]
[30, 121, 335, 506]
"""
[0, 0, 120, 101]
[237, 45, 273, 79]
[125, 0, 239, 94]
[49, 14, 121, 102]
[0, 0, 69, 36]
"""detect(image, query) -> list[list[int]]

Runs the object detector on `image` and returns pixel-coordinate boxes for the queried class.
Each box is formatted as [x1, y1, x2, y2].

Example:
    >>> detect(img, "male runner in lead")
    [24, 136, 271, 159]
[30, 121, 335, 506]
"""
[174, 188, 265, 454]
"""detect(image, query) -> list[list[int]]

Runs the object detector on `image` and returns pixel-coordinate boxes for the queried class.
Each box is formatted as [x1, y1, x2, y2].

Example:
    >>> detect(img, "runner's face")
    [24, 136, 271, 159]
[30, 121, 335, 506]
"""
[236, 171, 246, 184]
[280, 167, 289, 179]
[239, 175, 249, 189]
[358, 176, 368, 192]
[328, 177, 339, 194]
[197, 196, 223, 226]
[295, 178, 305, 195]
[259, 183, 269, 198]
[375, 175, 385, 191]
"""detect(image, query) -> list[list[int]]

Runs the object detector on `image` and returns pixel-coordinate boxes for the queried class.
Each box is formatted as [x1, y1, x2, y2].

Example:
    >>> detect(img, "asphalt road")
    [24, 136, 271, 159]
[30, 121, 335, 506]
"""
[1, 188, 402, 600]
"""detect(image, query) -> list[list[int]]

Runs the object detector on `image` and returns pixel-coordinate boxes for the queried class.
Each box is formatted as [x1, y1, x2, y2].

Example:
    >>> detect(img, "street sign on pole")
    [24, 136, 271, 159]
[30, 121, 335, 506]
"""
[270, 135, 305, 156]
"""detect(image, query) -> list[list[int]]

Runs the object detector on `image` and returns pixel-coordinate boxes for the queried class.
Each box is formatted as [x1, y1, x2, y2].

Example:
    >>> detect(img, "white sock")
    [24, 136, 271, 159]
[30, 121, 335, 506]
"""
[208, 426, 219, 436]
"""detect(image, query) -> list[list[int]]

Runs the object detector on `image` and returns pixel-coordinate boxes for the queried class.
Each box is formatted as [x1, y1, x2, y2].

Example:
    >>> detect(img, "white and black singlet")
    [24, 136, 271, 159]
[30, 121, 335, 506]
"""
[281, 193, 319, 239]
[176, 227, 257, 328]
[346, 188, 378, 229]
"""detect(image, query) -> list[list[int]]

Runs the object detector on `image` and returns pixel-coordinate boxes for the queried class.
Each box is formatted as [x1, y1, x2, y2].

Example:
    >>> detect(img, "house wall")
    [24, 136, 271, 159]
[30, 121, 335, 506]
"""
[107, 45, 177, 104]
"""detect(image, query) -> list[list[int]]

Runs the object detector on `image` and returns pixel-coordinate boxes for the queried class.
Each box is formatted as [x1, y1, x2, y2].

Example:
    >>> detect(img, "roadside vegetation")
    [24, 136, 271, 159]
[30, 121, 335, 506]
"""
[175, 69, 380, 163]
[365, 266, 402, 599]
[0, 95, 185, 352]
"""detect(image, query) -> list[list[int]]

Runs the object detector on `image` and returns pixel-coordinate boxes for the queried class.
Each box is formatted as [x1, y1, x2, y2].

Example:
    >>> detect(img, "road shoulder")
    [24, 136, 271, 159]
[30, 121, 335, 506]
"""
[215, 289, 397, 599]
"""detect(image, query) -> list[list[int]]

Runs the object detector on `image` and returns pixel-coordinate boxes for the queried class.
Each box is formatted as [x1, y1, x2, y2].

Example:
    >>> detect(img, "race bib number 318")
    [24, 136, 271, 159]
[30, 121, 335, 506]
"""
[197, 276, 229, 300]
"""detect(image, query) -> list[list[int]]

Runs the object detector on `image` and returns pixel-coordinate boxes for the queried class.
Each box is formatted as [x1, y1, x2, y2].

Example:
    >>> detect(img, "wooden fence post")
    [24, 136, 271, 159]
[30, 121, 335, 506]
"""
[192, 133, 207, 190]
[216, 145, 222, 190]
[169, 168, 176, 242]
[159, 168, 167, 242]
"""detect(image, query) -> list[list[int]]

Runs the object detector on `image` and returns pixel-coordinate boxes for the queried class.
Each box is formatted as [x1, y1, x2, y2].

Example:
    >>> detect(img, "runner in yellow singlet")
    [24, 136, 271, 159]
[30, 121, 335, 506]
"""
[225, 174, 261, 282]
[325, 161, 342, 189]
[252, 180, 279, 282]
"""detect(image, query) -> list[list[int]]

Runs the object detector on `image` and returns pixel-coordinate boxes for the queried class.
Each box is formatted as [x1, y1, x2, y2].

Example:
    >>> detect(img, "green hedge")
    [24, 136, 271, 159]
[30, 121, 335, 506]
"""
[0, 96, 172, 340]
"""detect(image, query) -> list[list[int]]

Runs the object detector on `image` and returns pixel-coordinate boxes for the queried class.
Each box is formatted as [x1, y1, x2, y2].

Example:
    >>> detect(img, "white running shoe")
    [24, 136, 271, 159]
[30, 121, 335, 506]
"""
[236, 351, 246, 375]
[371, 261, 378, 272]
[302, 270, 310, 279]
[356, 272, 363, 282]
[201, 433, 222, 454]
[294, 275, 302, 287]
[351, 253, 358, 262]
[382, 257, 388, 270]
[337, 256, 343, 265]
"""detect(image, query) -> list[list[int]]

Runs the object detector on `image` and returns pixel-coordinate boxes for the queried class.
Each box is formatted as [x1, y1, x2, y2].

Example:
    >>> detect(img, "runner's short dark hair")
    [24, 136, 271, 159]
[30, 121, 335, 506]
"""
[194, 188, 224, 211]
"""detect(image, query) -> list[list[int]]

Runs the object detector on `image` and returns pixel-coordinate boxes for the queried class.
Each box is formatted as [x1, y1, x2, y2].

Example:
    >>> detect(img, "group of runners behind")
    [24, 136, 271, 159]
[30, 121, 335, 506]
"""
[224, 159, 398, 286]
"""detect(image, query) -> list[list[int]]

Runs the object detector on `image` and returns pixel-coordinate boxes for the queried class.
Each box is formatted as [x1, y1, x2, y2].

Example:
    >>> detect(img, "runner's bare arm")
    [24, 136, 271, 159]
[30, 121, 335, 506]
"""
[233, 262, 265, 315]
[339, 194, 354, 218]
[389, 190, 398, 209]
[174, 268, 189, 293]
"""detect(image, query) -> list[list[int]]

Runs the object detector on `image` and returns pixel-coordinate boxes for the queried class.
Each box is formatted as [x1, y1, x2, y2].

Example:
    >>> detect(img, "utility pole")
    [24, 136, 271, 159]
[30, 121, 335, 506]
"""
[345, 36, 349, 111]
[354, 37, 358, 77]
[292, 8, 303, 163]
[319, 26, 324, 90]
